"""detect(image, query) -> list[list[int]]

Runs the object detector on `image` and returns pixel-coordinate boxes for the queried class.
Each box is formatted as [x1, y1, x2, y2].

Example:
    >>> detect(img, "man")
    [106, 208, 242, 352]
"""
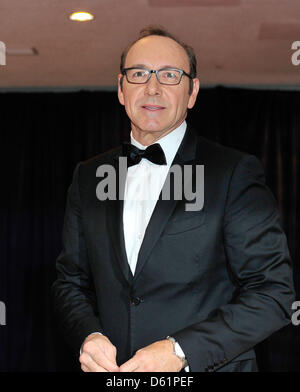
[52, 26, 295, 372]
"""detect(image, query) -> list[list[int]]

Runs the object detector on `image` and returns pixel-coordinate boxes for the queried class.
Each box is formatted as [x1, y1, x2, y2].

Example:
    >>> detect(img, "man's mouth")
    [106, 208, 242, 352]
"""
[141, 105, 165, 111]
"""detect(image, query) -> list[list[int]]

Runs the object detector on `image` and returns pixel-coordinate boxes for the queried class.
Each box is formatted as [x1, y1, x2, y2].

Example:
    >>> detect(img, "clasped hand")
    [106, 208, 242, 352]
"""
[79, 334, 183, 372]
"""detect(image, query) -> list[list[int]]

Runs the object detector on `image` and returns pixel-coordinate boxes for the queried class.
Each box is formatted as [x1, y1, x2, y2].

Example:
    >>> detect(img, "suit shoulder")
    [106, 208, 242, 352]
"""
[196, 134, 257, 167]
[194, 134, 264, 183]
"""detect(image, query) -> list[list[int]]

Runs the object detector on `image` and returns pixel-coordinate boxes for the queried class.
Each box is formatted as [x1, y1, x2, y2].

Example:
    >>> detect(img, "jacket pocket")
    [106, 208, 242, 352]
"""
[163, 211, 206, 235]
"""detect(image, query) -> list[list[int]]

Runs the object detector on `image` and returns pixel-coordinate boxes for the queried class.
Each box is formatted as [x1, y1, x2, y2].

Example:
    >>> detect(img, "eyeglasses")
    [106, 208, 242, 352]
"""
[122, 67, 193, 85]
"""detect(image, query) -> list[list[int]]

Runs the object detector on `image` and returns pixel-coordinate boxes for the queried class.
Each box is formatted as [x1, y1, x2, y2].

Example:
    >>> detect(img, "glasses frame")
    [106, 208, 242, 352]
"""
[122, 66, 193, 85]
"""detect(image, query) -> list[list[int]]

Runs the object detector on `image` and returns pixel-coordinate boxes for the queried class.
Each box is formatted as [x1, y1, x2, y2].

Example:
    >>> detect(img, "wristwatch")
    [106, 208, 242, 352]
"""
[166, 336, 188, 369]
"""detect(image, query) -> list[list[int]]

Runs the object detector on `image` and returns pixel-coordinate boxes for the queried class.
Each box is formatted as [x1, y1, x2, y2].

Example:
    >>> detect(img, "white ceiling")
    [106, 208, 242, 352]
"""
[1, 0, 300, 89]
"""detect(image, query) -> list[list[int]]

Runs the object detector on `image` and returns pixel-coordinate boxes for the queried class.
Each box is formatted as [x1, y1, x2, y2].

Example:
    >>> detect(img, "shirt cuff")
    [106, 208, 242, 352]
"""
[173, 341, 190, 372]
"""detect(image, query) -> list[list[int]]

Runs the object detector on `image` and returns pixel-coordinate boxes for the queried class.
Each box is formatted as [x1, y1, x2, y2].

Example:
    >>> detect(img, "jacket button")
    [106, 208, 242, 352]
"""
[131, 296, 142, 305]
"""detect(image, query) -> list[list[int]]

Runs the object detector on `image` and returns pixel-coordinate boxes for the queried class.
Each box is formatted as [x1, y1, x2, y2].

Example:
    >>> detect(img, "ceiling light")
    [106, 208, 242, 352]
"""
[69, 12, 94, 22]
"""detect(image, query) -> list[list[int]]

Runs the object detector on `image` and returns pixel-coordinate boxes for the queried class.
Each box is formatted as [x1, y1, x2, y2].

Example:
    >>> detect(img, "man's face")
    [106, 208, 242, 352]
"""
[118, 35, 199, 139]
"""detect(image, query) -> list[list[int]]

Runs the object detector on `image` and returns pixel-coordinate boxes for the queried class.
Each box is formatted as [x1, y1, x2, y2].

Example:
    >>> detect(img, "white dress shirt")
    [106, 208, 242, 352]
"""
[123, 120, 189, 371]
[123, 121, 186, 274]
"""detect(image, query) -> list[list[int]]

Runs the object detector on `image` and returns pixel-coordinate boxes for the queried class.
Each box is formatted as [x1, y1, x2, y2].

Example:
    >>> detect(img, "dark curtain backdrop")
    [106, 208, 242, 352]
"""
[1, 87, 299, 372]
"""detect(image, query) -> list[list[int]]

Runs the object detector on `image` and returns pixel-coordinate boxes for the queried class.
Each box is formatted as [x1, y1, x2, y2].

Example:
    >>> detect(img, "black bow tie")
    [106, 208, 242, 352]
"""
[122, 142, 167, 167]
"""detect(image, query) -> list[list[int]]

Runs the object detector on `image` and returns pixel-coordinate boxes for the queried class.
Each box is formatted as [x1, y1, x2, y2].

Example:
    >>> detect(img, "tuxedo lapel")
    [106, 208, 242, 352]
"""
[133, 126, 198, 281]
[106, 151, 134, 285]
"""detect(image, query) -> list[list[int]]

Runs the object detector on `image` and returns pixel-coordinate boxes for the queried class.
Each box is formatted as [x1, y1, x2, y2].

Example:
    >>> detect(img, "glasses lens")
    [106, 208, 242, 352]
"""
[126, 68, 149, 83]
[158, 69, 181, 85]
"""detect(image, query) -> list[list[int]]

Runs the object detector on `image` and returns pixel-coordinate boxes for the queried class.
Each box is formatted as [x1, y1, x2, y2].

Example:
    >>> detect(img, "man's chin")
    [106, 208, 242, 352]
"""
[132, 124, 165, 135]
[132, 121, 177, 134]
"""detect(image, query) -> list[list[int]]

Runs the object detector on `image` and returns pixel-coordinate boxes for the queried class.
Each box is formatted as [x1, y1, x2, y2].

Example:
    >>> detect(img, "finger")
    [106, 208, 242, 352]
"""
[83, 344, 119, 372]
[120, 358, 139, 372]
[81, 364, 90, 372]
[90, 351, 119, 372]
[104, 348, 118, 366]
[101, 345, 119, 368]
[80, 352, 107, 372]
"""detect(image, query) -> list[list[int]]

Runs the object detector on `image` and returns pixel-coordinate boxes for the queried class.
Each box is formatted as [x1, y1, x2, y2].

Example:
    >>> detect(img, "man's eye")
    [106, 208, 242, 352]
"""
[160, 71, 179, 81]
[162, 71, 176, 79]
[165, 72, 176, 78]
[133, 71, 146, 78]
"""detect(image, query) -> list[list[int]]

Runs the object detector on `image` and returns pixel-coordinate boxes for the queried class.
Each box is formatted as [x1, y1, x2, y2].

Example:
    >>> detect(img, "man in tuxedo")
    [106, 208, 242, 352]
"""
[52, 26, 295, 372]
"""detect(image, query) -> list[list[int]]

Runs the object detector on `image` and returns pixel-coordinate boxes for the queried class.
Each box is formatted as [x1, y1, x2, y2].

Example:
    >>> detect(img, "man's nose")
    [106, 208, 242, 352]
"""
[145, 72, 161, 95]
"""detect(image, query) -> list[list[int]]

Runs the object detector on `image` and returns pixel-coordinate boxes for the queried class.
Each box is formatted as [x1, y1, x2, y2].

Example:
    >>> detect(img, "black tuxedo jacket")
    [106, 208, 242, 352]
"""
[52, 125, 295, 372]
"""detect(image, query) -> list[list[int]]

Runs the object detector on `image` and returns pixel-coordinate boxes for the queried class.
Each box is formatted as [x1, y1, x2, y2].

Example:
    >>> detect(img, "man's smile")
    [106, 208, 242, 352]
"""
[141, 104, 166, 111]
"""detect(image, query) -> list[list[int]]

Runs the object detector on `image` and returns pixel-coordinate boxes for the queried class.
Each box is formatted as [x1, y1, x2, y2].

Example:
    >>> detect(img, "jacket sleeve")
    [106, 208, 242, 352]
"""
[172, 154, 295, 372]
[51, 163, 103, 355]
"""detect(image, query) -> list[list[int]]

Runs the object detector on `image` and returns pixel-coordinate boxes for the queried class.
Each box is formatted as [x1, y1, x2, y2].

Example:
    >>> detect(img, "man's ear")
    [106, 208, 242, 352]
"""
[118, 74, 125, 106]
[187, 78, 200, 109]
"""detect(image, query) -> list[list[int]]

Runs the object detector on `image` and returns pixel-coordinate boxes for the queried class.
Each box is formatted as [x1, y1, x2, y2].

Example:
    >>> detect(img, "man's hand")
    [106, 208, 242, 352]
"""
[119, 339, 183, 372]
[79, 334, 119, 372]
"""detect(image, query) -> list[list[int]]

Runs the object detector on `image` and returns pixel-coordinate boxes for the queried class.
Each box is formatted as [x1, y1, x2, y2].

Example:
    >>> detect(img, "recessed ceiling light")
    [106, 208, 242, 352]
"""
[69, 12, 94, 22]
